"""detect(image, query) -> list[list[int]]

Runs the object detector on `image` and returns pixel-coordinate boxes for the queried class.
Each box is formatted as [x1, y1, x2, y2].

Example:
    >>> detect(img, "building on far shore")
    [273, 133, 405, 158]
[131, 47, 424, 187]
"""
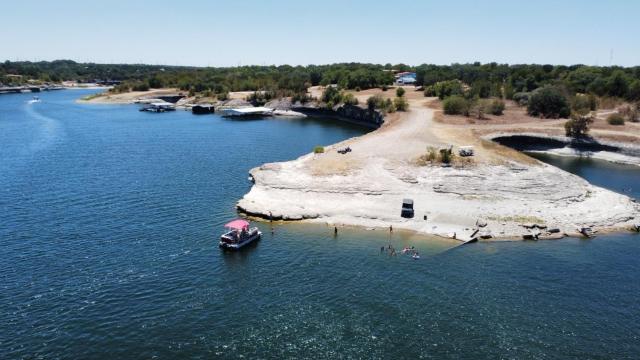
[394, 72, 416, 85]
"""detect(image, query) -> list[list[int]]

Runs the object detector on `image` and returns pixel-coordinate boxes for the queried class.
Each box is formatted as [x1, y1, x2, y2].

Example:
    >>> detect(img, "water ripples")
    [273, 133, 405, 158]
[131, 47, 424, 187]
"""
[1, 91, 640, 359]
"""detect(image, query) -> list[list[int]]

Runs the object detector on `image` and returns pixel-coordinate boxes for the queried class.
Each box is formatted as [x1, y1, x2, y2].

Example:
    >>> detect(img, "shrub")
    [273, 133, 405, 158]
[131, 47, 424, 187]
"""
[443, 95, 470, 115]
[471, 80, 491, 98]
[512, 92, 530, 106]
[472, 100, 486, 119]
[384, 98, 396, 113]
[607, 113, 625, 125]
[396, 87, 405, 97]
[440, 148, 454, 164]
[321, 86, 342, 104]
[131, 82, 150, 91]
[342, 93, 359, 106]
[426, 147, 438, 161]
[428, 80, 465, 99]
[355, 86, 361, 92]
[487, 99, 505, 115]
[527, 86, 570, 118]
[419, 146, 455, 165]
[628, 80, 640, 101]
[381, 85, 388, 91]
[367, 94, 384, 110]
[216, 91, 229, 101]
[571, 94, 597, 115]
[148, 77, 164, 89]
[393, 96, 409, 111]
[313, 146, 325, 154]
[291, 92, 311, 104]
[619, 105, 639, 122]
[564, 113, 594, 138]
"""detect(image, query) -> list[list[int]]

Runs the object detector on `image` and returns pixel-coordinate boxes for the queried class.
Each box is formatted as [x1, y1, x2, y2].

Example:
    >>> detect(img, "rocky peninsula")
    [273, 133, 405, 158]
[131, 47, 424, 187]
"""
[238, 88, 640, 241]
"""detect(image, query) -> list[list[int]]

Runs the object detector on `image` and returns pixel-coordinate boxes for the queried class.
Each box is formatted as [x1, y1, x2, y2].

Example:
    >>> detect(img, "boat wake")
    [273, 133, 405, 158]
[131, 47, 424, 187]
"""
[24, 103, 66, 153]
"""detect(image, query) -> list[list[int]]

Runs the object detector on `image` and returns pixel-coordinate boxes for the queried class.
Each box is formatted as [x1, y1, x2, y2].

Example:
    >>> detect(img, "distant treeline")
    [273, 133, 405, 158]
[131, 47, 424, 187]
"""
[416, 62, 640, 101]
[2, 60, 640, 101]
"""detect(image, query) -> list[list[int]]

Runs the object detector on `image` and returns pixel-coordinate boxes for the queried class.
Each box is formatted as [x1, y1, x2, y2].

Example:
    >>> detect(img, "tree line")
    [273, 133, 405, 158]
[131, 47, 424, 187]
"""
[0, 60, 393, 96]
[3, 60, 639, 109]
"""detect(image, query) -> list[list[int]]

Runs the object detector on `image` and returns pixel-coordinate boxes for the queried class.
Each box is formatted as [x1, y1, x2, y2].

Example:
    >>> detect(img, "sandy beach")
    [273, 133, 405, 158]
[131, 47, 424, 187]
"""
[238, 88, 640, 241]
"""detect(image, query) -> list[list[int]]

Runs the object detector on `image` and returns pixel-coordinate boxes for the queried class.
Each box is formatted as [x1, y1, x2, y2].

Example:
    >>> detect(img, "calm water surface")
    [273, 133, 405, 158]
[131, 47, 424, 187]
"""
[1, 91, 639, 359]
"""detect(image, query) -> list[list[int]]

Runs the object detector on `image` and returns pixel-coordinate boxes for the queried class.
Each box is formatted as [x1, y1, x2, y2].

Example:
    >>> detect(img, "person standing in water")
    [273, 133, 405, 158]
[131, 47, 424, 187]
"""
[334, 226, 338, 236]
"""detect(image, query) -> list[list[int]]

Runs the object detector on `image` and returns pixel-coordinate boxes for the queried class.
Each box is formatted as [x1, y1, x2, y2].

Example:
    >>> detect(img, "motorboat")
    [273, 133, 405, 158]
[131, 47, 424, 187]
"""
[219, 219, 262, 250]
[140, 102, 176, 112]
[28, 96, 41, 104]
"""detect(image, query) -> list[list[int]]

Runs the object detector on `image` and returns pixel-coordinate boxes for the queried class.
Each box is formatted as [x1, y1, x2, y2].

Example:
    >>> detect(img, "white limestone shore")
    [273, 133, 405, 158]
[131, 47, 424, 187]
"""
[237, 102, 640, 241]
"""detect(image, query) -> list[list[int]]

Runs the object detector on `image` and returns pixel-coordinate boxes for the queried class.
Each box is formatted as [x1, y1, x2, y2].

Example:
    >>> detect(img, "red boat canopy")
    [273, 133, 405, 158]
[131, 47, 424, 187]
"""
[224, 219, 250, 230]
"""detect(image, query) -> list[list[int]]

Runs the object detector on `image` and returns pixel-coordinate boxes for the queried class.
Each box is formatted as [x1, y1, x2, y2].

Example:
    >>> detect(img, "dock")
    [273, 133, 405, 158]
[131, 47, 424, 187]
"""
[220, 107, 273, 117]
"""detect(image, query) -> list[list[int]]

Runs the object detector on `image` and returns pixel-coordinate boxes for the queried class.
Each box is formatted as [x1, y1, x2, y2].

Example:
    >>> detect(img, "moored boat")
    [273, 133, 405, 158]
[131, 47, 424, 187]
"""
[219, 219, 262, 250]
[140, 102, 176, 112]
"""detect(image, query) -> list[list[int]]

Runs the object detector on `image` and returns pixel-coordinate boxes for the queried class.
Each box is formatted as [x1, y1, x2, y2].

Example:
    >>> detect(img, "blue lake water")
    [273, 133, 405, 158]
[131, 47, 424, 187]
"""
[1, 90, 639, 359]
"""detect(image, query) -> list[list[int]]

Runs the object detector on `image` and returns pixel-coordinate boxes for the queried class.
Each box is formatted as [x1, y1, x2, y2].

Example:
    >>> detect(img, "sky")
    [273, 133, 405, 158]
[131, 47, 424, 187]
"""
[2, 0, 639, 67]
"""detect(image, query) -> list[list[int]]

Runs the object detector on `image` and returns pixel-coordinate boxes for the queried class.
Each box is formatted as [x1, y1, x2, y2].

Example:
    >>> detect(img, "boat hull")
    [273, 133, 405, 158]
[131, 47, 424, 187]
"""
[219, 231, 262, 250]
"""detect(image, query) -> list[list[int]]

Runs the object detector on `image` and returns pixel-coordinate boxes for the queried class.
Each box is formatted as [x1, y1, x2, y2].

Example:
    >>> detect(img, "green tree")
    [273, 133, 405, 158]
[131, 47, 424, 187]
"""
[443, 96, 471, 115]
[606, 70, 629, 98]
[396, 87, 405, 97]
[564, 113, 594, 138]
[527, 86, 570, 118]
[471, 80, 491, 98]
[367, 94, 385, 110]
[627, 80, 640, 101]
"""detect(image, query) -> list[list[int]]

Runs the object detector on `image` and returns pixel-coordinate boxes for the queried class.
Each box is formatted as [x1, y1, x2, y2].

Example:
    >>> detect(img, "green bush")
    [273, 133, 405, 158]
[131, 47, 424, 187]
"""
[384, 98, 396, 113]
[321, 86, 342, 104]
[564, 113, 594, 138]
[471, 80, 491, 98]
[627, 80, 640, 101]
[381, 85, 389, 91]
[216, 91, 229, 101]
[396, 87, 405, 97]
[440, 148, 454, 164]
[394, 96, 409, 111]
[512, 92, 530, 106]
[148, 77, 164, 89]
[527, 86, 570, 118]
[427, 80, 465, 99]
[420, 146, 454, 165]
[367, 94, 384, 110]
[488, 99, 505, 115]
[342, 93, 359, 106]
[131, 82, 150, 92]
[313, 146, 325, 154]
[443, 95, 470, 115]
[571, 94, 598, 115]
[607, 113, 625, 125]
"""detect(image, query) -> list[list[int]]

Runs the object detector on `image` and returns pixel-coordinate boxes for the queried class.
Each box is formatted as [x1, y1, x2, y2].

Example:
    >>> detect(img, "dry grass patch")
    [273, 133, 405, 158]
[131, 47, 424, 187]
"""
[488, 215, 545, 224]
[479, 139, 539, 166]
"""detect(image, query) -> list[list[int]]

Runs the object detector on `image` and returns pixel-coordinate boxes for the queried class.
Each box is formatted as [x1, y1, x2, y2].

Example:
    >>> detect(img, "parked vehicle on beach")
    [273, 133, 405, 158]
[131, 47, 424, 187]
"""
[219, 219, 262, 250]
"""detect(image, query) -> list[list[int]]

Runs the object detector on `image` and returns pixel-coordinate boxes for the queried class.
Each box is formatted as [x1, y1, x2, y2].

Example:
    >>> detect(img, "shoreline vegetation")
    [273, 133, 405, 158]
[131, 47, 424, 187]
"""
[5, 60, 639, 241]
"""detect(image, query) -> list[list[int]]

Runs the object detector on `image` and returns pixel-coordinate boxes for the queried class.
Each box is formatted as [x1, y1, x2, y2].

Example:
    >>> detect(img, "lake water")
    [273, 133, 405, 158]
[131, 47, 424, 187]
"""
[1, 90, 639, 359]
